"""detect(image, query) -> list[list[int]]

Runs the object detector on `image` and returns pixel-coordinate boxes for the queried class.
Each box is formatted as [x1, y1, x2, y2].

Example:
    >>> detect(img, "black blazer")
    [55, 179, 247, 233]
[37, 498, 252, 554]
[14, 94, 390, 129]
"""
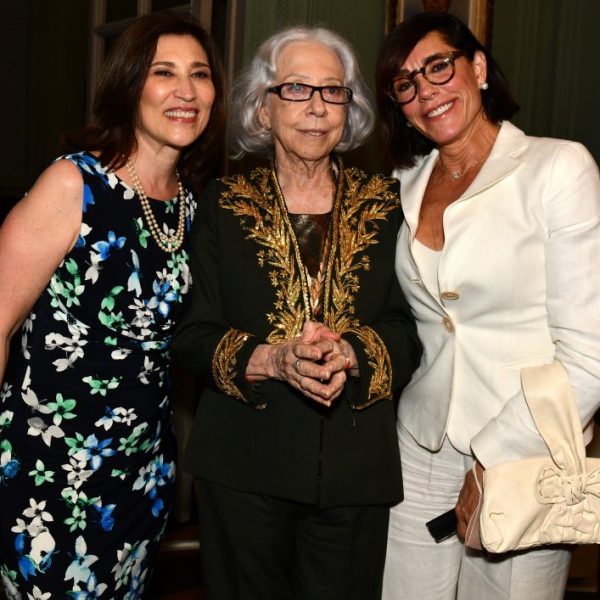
[172, 160, 422, 508]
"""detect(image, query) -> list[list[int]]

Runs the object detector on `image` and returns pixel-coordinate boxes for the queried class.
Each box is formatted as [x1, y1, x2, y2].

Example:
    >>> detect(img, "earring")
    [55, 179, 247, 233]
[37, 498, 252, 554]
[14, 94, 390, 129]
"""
[406, 120, 413, 128]
[479, 82, 489, 90]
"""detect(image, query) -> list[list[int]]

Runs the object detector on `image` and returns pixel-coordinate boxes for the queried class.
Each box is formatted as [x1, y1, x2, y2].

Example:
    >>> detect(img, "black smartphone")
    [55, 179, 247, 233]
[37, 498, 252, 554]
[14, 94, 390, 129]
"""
[426, 509, 457, 543]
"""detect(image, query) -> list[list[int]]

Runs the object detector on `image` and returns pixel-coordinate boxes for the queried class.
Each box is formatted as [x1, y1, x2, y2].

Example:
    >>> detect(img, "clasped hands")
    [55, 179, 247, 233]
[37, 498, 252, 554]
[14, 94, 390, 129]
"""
[246, 321, 357, 407]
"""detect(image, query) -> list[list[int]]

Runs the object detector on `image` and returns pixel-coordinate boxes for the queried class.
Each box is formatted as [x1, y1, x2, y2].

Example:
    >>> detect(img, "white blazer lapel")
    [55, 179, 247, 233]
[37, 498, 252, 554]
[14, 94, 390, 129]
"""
[460, 121, 528, 201]
[396, 150, 439, 238]
[396, 152, 442, 305]
[397, 122, 528, 229]
[395, 121, 529, 308]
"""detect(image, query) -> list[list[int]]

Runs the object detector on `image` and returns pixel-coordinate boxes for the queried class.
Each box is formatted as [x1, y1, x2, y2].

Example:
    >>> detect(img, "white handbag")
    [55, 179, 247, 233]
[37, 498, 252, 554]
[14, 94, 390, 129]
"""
[478, 360, 600, 553]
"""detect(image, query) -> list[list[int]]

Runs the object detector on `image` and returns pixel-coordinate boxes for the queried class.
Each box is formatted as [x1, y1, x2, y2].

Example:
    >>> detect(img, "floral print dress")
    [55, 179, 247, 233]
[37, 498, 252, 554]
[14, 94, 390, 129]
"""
[0, 152, 195, 599]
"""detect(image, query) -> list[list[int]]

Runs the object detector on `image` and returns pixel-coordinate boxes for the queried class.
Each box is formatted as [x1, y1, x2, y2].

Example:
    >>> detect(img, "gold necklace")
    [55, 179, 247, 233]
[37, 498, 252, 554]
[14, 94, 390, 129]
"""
[126, 159, 186, 253]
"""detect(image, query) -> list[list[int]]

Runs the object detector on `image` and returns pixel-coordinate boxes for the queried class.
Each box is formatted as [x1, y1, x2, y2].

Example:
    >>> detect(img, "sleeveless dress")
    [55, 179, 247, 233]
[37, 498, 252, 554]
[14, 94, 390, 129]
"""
[0, 152, 196, 599]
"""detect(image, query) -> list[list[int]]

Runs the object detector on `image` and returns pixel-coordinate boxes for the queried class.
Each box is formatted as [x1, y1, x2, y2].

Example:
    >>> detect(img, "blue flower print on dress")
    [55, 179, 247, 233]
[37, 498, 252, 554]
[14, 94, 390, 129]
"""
[146, 278, 179, 318]
[127, 249, 143, 297]
[70, 572, 108, 599]
[132, 455, 175, 517]
[93, 503, 116, 532]
[65, 536, 98, 588]
[0, 446, 20, 484]
[92, 231, 126, 261]
[12, 499, 56, 581]
[82, 185, 95, 214]
[95, 406, 137, 431]
[65, 152, 111, 191]
[112, 539, 150, 596]
[73, 434, 115, 471]
[0, 151, 196, 596]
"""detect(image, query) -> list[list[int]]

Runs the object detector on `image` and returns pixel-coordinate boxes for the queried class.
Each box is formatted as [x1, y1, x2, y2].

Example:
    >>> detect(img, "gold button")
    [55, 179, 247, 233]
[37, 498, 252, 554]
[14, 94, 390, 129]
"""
[441, 291, 460, 301]
[442, 317, 455, 333]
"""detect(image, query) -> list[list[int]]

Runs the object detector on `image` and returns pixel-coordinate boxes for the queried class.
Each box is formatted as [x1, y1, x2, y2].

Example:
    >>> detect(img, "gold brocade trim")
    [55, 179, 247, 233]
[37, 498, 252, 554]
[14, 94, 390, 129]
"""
[218, 163, 400, 407]
[324, 168, 399, 333]
[212, 328, 250, 402]
[219, 170, 306, 343]
[270, 168, 320, 323]
[346, 326, 393, 408]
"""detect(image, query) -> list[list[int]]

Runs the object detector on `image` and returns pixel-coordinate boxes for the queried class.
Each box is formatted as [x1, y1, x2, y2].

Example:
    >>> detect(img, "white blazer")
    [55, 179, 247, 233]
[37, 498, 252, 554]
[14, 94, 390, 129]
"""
[395, 121, 600, 466]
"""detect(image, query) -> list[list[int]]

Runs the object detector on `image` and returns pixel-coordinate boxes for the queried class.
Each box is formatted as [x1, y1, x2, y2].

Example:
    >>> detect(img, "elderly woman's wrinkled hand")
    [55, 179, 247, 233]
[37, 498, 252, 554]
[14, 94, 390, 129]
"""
[301, 321, 359, 377]
[300, 321, 341, 344]
[246, 322, 359, 406]
[279, 335, 347, 407]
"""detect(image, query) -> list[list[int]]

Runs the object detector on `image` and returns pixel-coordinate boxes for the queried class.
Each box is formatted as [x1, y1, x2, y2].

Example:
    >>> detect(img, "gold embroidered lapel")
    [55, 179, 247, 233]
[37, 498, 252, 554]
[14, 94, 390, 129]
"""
[218, 164, 399, 350]
[324, 167, 399, 333]
[219, 168, 306, 343]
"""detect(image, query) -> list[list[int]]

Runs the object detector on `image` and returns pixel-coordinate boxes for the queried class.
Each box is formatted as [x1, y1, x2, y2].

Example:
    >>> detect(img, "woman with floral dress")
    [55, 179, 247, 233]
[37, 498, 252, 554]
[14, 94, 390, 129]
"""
[0, 13, 225, 598]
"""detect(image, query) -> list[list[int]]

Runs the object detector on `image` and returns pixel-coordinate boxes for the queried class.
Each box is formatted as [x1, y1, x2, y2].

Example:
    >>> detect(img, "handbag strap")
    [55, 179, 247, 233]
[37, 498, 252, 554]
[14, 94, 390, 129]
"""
[520, 360, 585, 476]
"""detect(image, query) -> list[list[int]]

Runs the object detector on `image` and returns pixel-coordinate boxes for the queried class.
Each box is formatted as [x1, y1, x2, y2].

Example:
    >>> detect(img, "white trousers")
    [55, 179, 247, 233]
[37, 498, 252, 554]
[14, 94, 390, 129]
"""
[382, 425, 572, 600]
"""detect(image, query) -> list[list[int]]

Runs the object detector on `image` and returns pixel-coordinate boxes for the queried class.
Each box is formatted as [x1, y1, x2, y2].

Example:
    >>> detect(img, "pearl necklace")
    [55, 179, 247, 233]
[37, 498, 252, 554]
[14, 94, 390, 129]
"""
[126, 159, 186, 253]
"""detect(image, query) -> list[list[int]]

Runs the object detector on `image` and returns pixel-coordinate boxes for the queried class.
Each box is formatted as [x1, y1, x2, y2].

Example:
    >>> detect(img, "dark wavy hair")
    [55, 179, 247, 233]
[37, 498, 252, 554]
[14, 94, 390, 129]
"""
[376, 12, 519, 169]
[62, 12, 226, 192]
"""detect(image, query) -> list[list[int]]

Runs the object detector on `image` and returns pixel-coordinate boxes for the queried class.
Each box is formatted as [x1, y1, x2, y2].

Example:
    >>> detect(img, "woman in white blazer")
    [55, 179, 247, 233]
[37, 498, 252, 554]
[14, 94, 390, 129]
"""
[376, 12, 600, 600]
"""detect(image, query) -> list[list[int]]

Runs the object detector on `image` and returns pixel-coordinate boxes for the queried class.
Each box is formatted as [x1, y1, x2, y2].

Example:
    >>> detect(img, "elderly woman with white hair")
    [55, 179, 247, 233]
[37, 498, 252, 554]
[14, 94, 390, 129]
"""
[172, 25, 422, 600]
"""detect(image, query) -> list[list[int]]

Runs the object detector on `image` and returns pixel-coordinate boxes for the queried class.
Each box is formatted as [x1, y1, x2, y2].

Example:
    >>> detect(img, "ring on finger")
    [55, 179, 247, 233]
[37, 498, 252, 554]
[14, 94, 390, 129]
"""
[295, 358, 301, 374]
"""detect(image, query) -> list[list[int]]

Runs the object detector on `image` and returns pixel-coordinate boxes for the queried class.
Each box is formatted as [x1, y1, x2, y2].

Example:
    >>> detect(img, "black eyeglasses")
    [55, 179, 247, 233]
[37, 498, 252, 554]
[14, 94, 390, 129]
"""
[267, 82, 353, 105]
[388, 50, 464, 105]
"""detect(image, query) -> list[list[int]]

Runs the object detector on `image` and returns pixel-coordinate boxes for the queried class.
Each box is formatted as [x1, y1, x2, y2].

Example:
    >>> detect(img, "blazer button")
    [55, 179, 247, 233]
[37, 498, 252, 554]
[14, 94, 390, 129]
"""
[442, 316, 455, 333]
[441, 291, 460, 301]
